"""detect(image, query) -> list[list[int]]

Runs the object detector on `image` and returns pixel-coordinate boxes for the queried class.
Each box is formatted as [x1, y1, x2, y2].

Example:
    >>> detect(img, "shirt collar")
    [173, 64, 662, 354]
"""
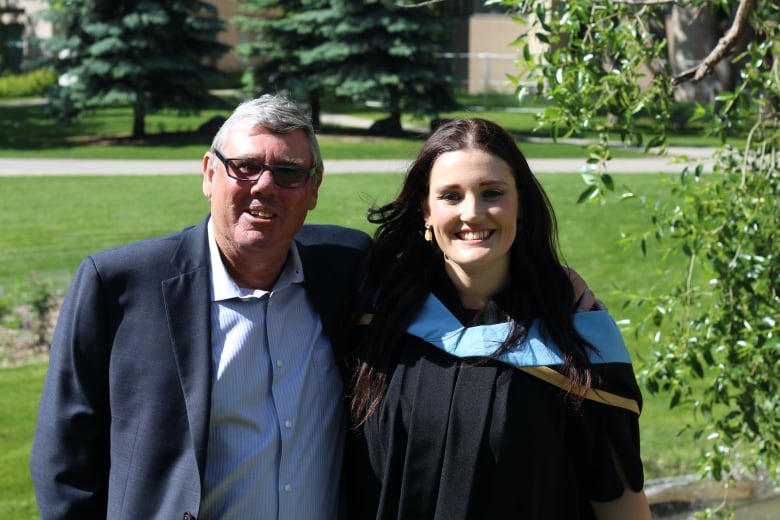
[207, 217, 305, 302]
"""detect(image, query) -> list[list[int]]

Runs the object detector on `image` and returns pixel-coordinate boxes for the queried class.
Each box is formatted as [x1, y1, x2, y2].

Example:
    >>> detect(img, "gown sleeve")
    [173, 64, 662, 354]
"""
[570, 362, 645, 502]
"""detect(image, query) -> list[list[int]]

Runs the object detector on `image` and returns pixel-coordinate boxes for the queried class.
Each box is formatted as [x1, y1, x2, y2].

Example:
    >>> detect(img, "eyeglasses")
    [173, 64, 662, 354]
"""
[213, 149, 315, 189]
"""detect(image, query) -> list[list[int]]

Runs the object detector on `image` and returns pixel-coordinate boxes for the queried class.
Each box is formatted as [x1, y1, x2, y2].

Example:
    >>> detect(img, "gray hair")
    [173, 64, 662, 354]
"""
[210, 94, 323, 176]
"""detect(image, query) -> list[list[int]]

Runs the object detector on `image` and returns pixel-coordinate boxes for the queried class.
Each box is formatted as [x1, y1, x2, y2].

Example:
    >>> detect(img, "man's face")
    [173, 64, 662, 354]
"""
[202, 125, 321, 272]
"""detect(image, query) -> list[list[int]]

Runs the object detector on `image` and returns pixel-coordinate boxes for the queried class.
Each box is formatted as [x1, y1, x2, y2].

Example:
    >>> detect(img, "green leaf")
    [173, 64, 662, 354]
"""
[670, 389, 681, 408]
[581, 173, 598, 185]
[601, 174, 615, 192]
[576, 185, 599, 204]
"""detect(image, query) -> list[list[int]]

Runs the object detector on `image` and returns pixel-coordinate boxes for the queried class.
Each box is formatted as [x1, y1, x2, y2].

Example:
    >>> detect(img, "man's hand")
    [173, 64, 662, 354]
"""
[566, 268, 606, 312]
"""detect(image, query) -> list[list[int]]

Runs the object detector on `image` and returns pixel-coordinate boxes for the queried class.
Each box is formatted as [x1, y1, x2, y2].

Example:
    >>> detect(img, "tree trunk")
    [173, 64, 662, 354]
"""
[132, 93, 146, 139]
[369, 87, 403, 136]
[309, 89, 321, 129]
[666, 6, 730, 103]
[386, 109, 402, 135]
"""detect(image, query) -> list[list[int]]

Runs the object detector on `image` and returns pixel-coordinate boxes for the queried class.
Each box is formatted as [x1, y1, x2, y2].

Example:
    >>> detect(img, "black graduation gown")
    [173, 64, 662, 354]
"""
[345, 282, 644, 520]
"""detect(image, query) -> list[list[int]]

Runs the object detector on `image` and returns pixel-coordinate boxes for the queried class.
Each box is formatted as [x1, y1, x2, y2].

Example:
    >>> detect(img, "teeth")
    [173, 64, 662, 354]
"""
[460, 230, 491, 240]
[249, 210, 272, 218]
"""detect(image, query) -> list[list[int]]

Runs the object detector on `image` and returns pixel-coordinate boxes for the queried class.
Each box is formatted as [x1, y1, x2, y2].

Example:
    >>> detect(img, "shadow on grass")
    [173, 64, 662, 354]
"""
[0, 103, 222, 151]
[0, 102, 434, 153]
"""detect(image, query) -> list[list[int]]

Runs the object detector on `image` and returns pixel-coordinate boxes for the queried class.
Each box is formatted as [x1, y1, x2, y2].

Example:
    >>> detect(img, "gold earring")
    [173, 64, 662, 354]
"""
[424, 224, 432, 242]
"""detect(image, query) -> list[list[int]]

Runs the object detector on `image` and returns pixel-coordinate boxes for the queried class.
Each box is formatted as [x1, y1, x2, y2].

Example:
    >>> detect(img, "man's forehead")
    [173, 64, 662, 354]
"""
[224, 126, 311, 161]
[228, 124, 305, 143]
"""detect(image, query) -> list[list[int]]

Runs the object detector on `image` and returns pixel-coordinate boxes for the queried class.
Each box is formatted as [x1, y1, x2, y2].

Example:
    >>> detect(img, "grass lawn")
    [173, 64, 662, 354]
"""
[0, 363, 46, 519]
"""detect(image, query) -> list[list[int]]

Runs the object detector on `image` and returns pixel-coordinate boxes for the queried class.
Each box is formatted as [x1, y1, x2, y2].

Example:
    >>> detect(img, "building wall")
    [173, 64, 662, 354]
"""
[465, 14, 524, 94]
[2, 0, 49, 38]
[1, 0, 49, 69]
[210, 0, 242, 71]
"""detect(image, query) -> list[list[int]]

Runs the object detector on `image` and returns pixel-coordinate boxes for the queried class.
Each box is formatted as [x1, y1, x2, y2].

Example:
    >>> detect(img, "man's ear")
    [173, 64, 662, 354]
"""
[307, 171, 322, 210]
[202, 151, 214, 199]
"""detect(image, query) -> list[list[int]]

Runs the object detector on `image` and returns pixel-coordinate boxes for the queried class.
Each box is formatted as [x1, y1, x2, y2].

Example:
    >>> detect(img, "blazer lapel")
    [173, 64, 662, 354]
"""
[296, 240, 349, 342]
[161, 218, 213, 475]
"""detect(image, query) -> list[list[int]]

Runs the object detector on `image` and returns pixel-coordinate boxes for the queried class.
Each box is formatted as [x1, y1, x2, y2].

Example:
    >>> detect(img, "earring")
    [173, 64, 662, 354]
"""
[424, 224, 433, 242]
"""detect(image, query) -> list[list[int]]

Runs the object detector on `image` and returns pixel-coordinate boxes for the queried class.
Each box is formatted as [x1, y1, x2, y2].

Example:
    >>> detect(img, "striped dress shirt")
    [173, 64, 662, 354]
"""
[200, 221, 344, 519]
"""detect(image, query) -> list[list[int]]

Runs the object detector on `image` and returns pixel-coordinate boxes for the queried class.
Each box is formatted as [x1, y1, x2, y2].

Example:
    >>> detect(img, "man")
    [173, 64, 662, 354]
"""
[30, 94, 371, 519]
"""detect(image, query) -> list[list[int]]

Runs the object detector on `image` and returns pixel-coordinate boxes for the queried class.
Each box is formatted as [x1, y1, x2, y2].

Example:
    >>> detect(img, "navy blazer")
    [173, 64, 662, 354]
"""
[30, 216, 371, 519]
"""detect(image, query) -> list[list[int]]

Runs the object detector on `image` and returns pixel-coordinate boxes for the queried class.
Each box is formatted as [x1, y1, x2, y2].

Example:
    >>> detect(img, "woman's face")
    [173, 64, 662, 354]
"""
[423, 148, 519, 280]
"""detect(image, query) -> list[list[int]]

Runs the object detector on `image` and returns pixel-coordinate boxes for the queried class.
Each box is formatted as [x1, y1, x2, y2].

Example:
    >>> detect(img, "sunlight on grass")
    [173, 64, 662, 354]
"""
[0, 363, 45, 519]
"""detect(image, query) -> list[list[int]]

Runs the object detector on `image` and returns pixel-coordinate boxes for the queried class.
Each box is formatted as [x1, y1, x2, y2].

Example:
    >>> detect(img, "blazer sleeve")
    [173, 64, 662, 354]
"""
[30, 256, 112, 519]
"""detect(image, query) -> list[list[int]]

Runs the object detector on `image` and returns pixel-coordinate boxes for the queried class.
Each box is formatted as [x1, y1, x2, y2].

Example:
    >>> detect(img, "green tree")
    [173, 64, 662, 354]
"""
[43, 0, 229, 138]
[498, 0, 779, 512]
[237, 0, 458, 135]
[308, 0, 459, 134]
[233, 0, 329, 127]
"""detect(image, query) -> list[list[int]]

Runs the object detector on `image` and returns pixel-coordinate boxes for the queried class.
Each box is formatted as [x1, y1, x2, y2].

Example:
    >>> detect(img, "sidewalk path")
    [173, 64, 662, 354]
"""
[0, 158, 407, 176]
[0, 154, 713, 176]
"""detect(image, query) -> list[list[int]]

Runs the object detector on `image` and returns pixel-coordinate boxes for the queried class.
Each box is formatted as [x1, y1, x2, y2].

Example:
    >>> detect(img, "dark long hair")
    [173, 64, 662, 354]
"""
[350, 118, 595, 425]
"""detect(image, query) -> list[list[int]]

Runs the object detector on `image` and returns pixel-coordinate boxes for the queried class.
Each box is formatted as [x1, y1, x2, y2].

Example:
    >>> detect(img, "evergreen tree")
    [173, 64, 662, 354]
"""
[236, 0, 458, 135]
[233, 0, 328, 127]
[302, 0, 458, 135]
[43, 0, 228, 138]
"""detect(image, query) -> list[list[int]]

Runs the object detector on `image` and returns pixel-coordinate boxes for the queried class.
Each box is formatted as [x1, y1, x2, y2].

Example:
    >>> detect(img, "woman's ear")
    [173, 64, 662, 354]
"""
[421, 200, 430, 220]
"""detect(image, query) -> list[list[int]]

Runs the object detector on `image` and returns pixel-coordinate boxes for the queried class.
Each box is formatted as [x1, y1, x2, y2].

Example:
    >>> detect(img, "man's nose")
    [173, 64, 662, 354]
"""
[249, 168, 277, 192]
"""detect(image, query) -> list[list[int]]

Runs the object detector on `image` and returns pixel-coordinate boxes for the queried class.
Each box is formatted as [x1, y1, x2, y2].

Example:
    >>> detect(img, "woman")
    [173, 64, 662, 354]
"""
[345, 118, 651, 519]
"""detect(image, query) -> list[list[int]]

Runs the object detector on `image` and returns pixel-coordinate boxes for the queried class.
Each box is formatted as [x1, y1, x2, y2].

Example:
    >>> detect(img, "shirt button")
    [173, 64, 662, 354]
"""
[276, 359, 283, 368]
[284, 419, 292, 429]
[284, 484, 292, 493]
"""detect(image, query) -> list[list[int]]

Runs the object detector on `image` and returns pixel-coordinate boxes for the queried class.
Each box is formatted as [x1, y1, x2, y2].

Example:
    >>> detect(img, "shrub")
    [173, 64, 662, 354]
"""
[0, 68, 57, 99]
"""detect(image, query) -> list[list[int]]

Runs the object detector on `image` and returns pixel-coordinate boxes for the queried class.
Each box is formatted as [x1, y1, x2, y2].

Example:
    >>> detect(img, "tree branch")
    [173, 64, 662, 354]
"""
[609, 0, 680, 4]
[671, 0, 755, 86]
[396, 0, 445, 7]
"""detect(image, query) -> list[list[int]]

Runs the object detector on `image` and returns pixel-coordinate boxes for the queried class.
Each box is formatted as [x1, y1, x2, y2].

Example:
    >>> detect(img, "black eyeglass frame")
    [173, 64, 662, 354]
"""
[213, 148, 316, 189]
